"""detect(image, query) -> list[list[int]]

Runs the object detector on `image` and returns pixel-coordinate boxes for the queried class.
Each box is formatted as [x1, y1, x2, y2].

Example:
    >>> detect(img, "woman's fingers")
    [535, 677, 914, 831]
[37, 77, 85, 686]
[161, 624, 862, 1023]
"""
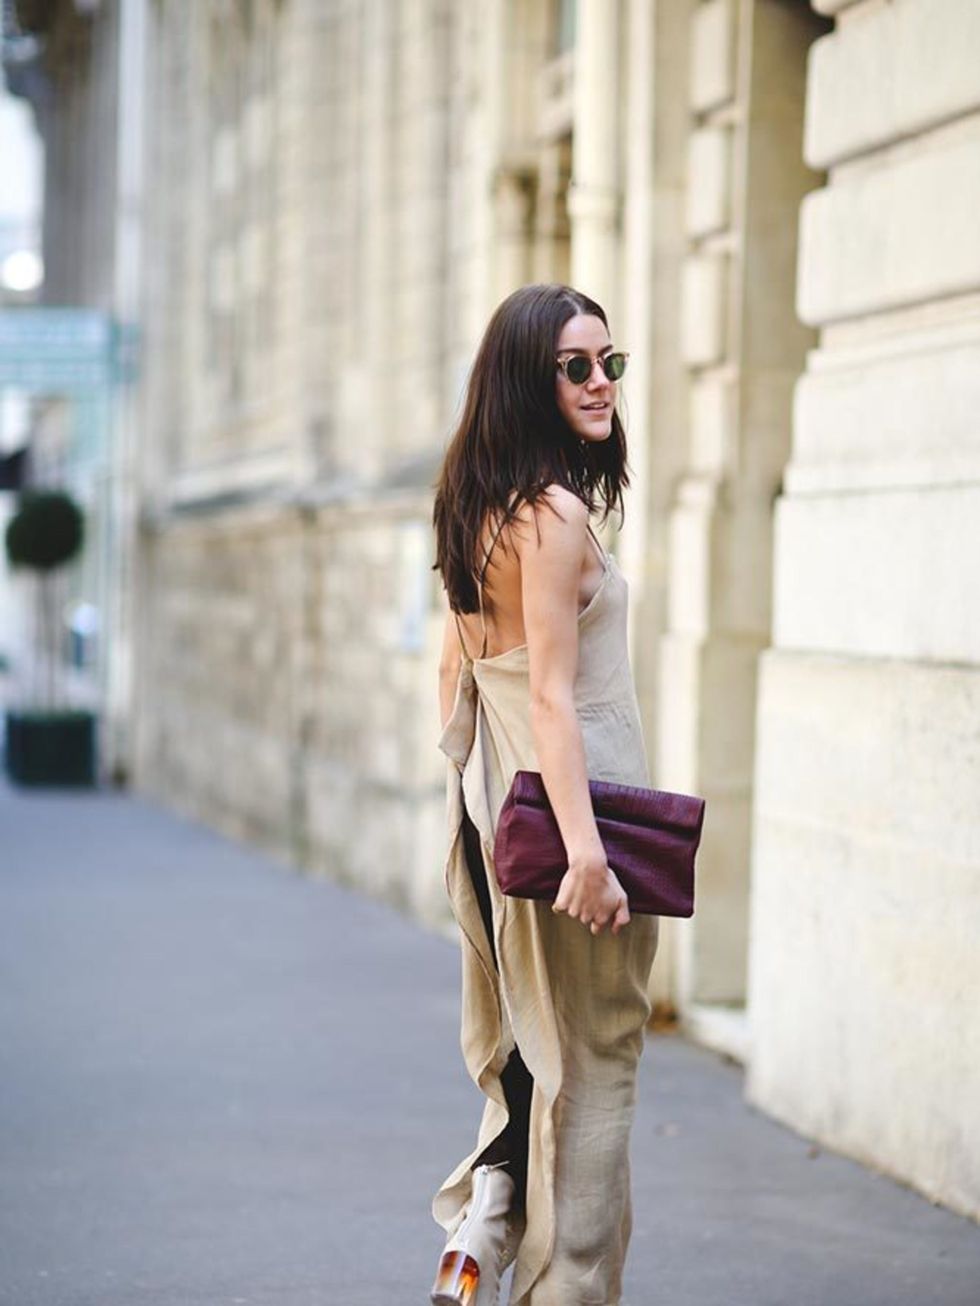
[610, 895, 631, 934]
[554, 867, 590, 916]
[553, 872, 572, 913]
[553, 868, 631, 935]
[590, 890, 631, 936]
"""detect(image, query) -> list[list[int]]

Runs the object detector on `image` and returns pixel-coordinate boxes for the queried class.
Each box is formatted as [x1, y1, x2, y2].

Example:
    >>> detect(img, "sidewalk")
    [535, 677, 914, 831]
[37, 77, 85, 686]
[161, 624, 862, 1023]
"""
[1, 782, 977, 1306]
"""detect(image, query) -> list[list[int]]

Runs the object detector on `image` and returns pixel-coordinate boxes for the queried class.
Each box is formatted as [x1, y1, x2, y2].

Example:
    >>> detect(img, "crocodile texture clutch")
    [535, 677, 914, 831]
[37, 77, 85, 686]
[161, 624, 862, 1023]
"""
[493, 769, 705, 917]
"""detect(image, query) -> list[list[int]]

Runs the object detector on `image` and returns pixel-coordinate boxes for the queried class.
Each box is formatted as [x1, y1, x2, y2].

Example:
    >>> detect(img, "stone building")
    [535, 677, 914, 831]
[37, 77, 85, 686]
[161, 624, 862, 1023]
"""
[11, 0, 979, 1223]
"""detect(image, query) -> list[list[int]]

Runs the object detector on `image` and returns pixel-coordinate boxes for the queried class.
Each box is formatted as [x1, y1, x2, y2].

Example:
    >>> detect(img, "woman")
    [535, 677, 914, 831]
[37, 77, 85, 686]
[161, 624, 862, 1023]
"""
[430, 284, 659, 1306]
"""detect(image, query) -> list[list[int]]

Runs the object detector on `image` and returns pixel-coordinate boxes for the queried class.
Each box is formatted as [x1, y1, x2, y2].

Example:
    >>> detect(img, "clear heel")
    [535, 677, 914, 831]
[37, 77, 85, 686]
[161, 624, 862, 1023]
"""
[430, 1248, 480, 1305]
[430, 1163, 517, 1306]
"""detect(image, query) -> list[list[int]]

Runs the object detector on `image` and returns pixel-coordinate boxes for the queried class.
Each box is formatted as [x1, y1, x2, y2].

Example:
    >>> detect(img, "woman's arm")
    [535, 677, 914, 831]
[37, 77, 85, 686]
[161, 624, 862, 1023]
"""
[517, 487, 630, 937]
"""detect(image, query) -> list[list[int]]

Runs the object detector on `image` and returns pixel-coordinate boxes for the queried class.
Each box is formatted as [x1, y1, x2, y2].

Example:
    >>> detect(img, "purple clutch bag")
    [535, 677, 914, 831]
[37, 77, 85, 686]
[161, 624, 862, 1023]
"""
[493, 769, 705, 917]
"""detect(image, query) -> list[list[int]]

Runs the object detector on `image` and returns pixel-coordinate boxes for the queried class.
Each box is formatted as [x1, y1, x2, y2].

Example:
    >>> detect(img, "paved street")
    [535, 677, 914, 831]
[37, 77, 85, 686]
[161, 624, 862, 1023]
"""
[1, 782, 977, 1306]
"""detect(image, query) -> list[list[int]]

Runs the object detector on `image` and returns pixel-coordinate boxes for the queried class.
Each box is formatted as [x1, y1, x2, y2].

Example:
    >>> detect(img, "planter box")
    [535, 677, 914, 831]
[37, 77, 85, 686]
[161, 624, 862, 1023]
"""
[4, 709, 97, 787]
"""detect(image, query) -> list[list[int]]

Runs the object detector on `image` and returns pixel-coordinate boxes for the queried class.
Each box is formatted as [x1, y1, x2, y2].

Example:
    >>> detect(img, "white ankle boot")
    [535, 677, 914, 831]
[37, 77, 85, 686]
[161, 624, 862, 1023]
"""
[430, 1162, 521, 1305]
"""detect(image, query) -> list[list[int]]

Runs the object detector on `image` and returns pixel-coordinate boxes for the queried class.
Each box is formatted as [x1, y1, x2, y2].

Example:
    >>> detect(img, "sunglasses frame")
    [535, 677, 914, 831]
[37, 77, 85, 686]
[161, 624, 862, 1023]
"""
[556, 351, 630, 385]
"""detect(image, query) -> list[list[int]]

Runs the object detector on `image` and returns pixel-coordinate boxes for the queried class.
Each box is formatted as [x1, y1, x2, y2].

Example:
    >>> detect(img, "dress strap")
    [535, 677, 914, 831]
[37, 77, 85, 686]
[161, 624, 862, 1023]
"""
[475, 511, 511, 659]
[450, 508, 511, 663]
[454, 511, 607, 661]
[585, 521, 609, 571]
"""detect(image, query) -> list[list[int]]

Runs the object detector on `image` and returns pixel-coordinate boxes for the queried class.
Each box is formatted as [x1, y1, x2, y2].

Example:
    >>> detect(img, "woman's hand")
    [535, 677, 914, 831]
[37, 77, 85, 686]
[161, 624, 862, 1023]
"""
[552, 852, 631, 936]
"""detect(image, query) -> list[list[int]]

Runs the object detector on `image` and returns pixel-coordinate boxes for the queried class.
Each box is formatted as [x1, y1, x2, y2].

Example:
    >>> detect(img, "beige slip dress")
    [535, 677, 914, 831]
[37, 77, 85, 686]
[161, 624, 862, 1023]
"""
[433, 514, 660, 1306]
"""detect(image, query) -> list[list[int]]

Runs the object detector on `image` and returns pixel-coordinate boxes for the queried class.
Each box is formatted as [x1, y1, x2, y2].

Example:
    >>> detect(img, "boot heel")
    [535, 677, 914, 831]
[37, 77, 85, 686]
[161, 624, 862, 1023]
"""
[430, 1248, 480, 1304]
[429, 1162, 516, 1305]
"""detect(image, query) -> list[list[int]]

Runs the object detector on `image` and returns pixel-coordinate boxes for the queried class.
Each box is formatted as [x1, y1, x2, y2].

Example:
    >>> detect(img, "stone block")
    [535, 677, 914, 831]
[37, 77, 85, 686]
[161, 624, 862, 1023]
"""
[666, 477, 716, 636]
[790, 337, 980, 492]
[690, 373, 735, 475]
[681, 251, 729, 366]
[212, 125, 238, 193]
[700, 496, 778, 636]
[699, 634, 763, 787]
[738, 368, 798, 485]
[690, 0, 736, 115]
[657, 632, 758, 1006]
[798, 129, 980, 325]
[805, 0, 980, 167]
[686, 125, 732, 237]
[243, 93, 273, 169]
[772, 483, 980, 664]
[747, 649, 980, 1220]
[685, 787, 751, 1003]
[657, 632, 701, 792]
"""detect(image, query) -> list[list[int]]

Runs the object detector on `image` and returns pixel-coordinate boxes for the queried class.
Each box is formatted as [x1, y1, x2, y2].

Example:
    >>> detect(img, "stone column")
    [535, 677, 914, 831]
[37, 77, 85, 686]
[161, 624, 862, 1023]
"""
[568, 0, 620, 312]
[493, 166, 535, 300]
[106, 0, 149, 784]
[747, 0, 980, 1221]
[618, 0, 699, 1017]
[657, 0, 824, 1041]
[531, 136, 571, 284]
[490, 0, 548, 307]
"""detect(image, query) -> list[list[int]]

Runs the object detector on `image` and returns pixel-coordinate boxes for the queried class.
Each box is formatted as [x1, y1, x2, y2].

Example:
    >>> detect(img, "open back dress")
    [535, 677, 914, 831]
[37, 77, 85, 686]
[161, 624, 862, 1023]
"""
[433, 514, 660, 1306]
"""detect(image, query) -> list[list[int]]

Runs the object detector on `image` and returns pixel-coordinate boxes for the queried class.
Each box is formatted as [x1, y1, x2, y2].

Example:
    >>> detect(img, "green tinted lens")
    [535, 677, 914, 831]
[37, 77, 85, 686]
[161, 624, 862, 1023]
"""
[564, 355, 592, 384]
[603, 352, 627, 381]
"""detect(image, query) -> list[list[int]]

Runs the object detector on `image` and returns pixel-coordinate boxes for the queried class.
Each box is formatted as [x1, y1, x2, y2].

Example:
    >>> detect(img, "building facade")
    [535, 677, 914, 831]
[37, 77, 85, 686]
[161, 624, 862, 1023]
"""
[13, 0, 979, 1223]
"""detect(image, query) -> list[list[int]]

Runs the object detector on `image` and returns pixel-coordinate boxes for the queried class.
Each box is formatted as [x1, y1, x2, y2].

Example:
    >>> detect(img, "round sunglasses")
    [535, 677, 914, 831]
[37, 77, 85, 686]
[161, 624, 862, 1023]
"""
[556, 351, 629, 385]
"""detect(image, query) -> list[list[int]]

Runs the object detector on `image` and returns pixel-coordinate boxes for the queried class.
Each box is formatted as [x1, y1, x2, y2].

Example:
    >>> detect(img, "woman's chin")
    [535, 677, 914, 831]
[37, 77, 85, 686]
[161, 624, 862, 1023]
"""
[580, 425, 612, 443]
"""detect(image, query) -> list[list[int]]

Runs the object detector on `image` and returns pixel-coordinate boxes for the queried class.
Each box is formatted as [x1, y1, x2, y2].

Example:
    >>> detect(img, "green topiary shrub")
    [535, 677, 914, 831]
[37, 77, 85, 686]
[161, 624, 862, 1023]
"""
[5, 489, 84, 572]
[4, 488, 87, 711]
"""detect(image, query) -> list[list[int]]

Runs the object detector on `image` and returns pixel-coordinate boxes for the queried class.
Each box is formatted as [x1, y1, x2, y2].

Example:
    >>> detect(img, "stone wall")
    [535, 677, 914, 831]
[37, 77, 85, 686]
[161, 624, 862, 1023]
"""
[137, 505, 306, 856]
[746, 0, 980, 1221]
[298, 496, 447, 923]
[136, 493, 449, 925]
[654, 0, 827, 1034]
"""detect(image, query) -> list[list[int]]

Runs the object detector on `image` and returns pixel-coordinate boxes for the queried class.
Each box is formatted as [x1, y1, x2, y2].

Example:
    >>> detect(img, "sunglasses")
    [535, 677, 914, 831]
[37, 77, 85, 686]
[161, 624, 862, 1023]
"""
[556, 351, 629, 385]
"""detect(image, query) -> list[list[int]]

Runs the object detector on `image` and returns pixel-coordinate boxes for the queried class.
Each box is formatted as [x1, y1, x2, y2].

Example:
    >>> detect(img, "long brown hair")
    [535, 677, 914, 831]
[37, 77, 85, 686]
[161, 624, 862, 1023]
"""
[432, 283, 632, 616]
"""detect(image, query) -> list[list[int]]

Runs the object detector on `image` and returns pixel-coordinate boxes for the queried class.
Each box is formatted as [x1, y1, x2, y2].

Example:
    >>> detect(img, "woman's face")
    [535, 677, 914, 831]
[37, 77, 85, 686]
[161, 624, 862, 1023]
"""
[554, 313, 617, 444]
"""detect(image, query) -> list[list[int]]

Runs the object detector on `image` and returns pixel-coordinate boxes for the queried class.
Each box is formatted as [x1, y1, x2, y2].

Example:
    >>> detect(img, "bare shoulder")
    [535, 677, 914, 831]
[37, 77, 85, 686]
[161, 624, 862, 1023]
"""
[509, 484, 588, 558]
